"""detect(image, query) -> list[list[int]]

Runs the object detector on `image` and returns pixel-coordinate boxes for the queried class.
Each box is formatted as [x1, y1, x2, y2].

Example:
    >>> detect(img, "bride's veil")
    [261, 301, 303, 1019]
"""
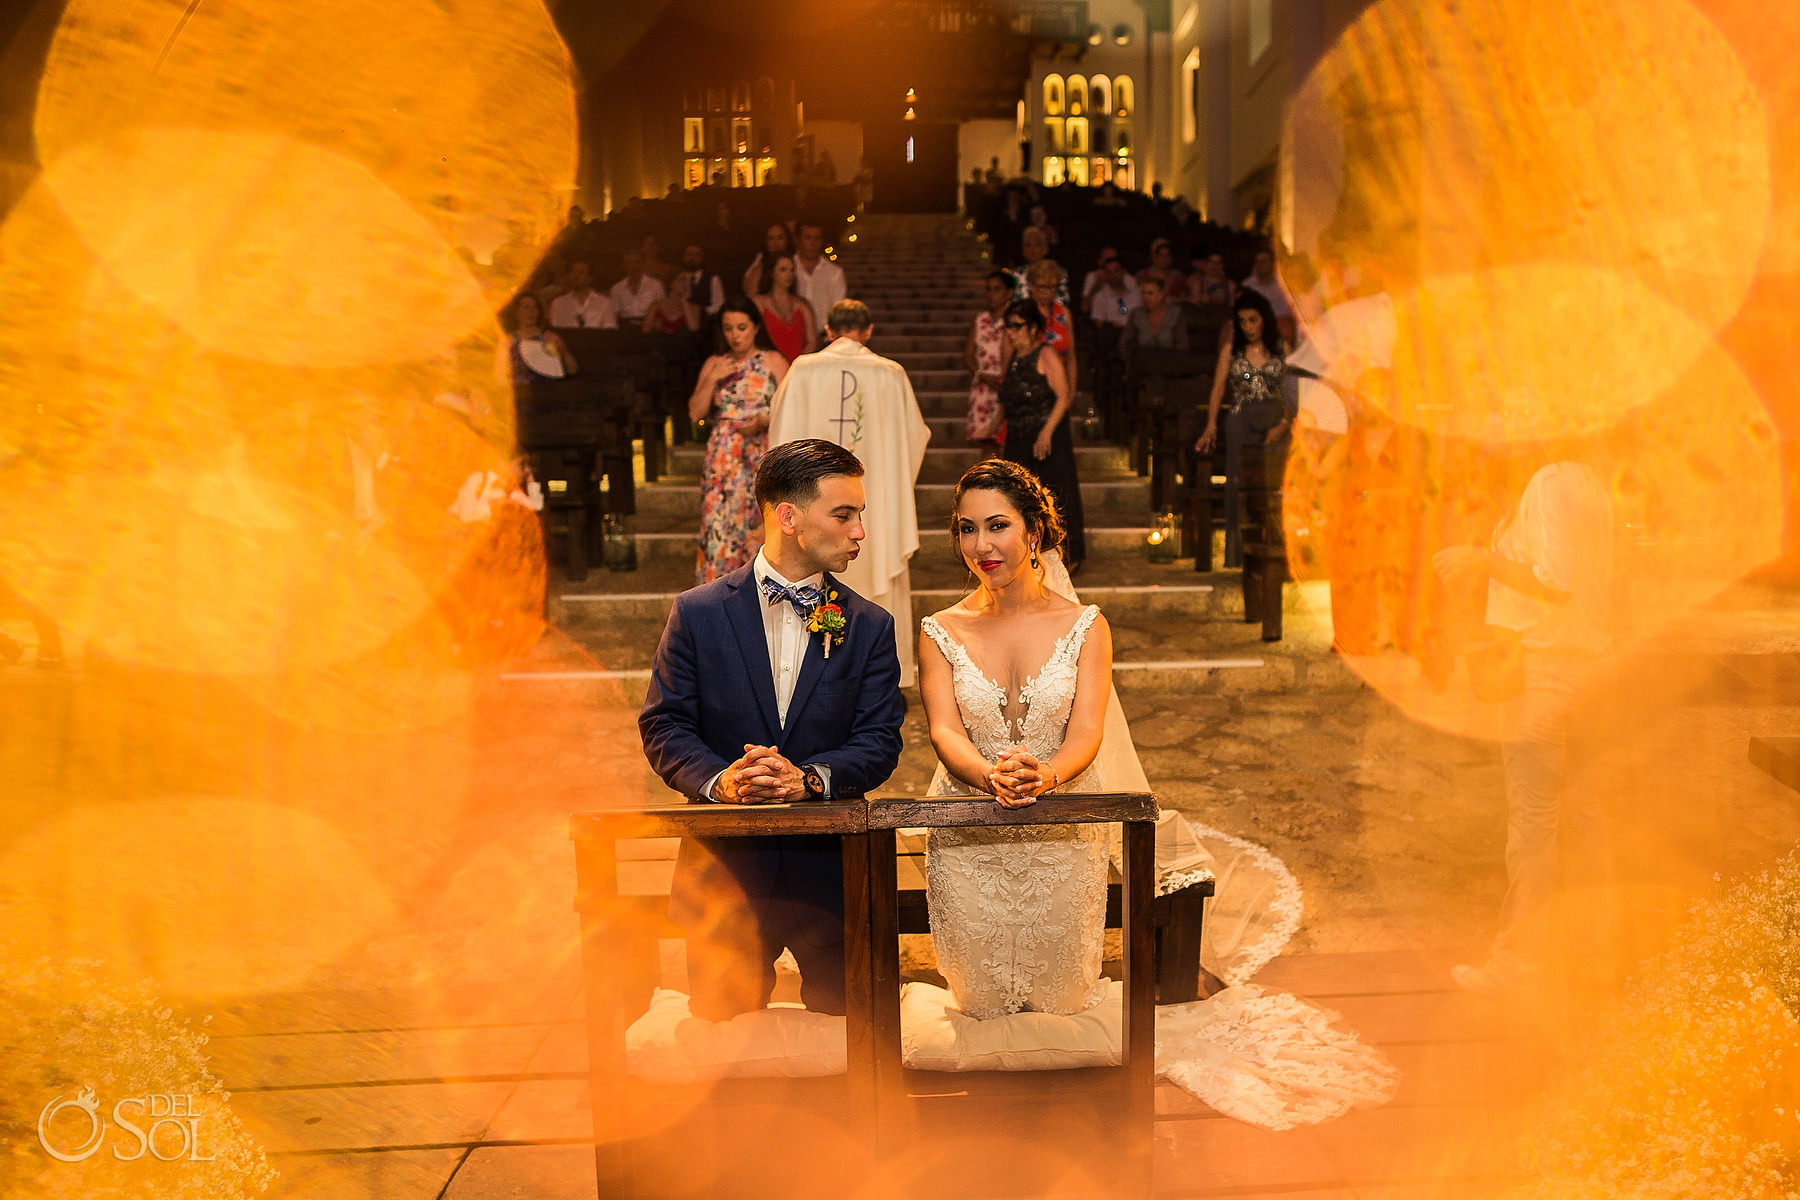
[1040, 550, 1302, 986]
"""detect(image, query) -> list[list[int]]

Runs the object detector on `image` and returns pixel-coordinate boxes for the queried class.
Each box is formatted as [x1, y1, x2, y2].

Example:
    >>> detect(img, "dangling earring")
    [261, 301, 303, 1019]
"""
[1030, 543, 1040, 570]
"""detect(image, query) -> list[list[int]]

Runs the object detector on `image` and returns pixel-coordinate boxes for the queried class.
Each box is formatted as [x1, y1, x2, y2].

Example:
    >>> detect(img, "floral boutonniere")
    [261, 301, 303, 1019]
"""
[806, 589, 847, 659]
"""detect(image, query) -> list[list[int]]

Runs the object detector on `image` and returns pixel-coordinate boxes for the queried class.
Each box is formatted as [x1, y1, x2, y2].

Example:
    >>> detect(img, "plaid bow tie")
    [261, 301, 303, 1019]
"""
[761, 577, 824, 617]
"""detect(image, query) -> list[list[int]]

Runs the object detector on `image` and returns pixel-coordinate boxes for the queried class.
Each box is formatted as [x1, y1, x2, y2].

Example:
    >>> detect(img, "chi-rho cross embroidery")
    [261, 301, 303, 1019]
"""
[830, 369, 865, 449]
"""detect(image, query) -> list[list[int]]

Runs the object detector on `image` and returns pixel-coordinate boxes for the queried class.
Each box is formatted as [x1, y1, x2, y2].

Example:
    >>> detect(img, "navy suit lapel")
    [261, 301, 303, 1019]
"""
[724, 570, 782, 741]
[781, 573, 836, 735]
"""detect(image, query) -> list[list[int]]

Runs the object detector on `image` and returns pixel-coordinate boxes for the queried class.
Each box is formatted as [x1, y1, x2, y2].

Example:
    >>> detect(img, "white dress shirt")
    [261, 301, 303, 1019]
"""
[682, 270, 726, 315]
[548, 290, 617, 329]
[704, 551, 834, 799]
[609, 275, 666, 321]
[1487, 463, 1614, 653]
[1087, 277, 1142, 326]
[794, 256, 847, 324]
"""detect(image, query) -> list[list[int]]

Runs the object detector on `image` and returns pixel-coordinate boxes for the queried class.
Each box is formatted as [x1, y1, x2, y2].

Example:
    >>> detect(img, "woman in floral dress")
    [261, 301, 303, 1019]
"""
[689, 298, 789, 583]
[963, 270, 1013, 449]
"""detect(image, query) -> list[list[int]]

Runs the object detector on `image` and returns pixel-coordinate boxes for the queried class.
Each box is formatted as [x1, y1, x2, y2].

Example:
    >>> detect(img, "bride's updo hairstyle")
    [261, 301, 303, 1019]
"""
[950, 459, 1066, 561]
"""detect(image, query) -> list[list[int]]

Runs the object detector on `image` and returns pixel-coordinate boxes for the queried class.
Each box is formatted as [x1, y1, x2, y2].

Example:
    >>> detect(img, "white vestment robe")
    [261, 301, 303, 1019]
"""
[768, 337, 931, 686]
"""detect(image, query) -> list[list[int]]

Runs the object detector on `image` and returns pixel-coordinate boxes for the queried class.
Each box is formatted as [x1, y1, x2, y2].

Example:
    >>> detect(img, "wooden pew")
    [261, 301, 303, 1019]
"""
[1238, 441, 1289, 641]
[516, 377, 625, 580]
[866, 793, 1162, 1199]
[569, 800, 876, 1199]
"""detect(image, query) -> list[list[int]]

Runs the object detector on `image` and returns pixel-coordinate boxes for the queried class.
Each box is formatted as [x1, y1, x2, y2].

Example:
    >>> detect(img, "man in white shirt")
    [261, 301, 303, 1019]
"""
[1435, 453, 1614, 996]
[1079, 244, 1120, 305]
[1085, 255, 1143, 327]
[1240, 247, 1297, 344]
[547, 260, 617, 329]
[792, 221, 847, 320]
[678, 243, 726, 318]
[608, 250, 665, 323]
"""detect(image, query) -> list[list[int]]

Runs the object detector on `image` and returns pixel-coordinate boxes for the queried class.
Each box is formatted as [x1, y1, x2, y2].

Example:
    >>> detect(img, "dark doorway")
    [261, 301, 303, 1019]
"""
[864, 120, 958, 213]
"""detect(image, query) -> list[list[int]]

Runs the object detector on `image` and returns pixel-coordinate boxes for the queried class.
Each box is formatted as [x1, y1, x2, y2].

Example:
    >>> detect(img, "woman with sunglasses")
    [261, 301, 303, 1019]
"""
[996, 298, 1086, 567]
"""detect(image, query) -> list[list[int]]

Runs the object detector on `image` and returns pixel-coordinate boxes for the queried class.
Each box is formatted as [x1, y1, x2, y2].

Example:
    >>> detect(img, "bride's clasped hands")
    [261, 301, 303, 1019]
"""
[986, 746, 1054, 808]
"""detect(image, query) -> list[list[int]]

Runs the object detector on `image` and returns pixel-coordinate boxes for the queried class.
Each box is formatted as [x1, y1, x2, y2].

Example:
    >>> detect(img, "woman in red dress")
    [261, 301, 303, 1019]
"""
[752, 253, 818, 362]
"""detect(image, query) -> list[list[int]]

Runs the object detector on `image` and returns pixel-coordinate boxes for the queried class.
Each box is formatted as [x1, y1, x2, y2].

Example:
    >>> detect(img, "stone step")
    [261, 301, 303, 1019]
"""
[662, 442, 1129, 485]
[883, 352, 965, 371]
[860, 335, 966, 354]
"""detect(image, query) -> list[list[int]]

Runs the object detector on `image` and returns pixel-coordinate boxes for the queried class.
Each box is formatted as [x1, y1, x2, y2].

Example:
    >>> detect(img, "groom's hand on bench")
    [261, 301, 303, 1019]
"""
[713, 745, 806, 804]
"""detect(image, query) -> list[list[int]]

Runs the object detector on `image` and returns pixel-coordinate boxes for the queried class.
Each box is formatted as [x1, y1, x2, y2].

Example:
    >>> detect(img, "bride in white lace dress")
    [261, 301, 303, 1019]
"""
[917, 462, 1114, 1018]
[918, 460, 1399, 1131]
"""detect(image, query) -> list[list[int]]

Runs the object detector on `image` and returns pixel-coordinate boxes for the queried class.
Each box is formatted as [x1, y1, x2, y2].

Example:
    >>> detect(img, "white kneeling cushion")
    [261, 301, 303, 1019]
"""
[625, 989, 847, 1084]
[900, 979, 1123, 1072]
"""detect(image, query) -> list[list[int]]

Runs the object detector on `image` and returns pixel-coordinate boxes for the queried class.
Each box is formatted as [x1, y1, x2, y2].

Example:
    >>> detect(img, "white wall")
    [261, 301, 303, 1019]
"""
[958, 119, 1019, 186]
[807, 120, 863, 179]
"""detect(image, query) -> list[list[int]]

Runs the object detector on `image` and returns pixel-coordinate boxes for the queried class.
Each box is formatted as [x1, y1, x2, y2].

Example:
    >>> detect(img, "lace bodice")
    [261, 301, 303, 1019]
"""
[919, 604, 1109, 1019]
[920, 604, 1102, 773]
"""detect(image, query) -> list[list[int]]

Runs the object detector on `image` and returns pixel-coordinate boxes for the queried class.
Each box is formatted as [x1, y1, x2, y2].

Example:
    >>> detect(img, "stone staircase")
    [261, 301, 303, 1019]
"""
[514, 212, 1351, 719]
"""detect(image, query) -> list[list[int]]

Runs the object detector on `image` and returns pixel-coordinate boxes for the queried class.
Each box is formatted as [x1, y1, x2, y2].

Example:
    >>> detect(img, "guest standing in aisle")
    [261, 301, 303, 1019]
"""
[997, 298, 1086, 567]
[690, 299, 790, 583]
[1197, 289, 1291, 569]
[963, 270, 1013, 450]
[752, 254, 819, 362]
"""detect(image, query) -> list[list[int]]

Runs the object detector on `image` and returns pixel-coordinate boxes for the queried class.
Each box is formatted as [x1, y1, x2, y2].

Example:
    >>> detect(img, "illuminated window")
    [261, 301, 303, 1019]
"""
[731, 82, 751, 112]
[1067, 74, 1088, 116]
[906, 136, 915, 163]
[1090, 75, 1111, 115]
[684, 159, 706, 189]
[1091, 157, 1112, 184]
[707, 118, 728, 153]
[1114, 75, 1134, 117]
[731, 157, 753, 187]
[1042, 156, 1065, 186]
[1067, 154, 1089, 186]
[1042, 75, 1064, 116]
[706, 87, 726, 113]
[755, 155, 777, 185]
[1066, 116, 1089, 155]
[1248, 0, 1271, 63]
[1181, 50, 1199, 143]
[683, 118, 705, 154]
[732, 118, 752, 155]
[1114, 158, 1134, 189]
[1042, 118, 1065, 153]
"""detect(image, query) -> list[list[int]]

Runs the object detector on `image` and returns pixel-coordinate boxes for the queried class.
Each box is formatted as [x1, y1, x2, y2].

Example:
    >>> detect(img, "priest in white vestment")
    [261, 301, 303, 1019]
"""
[768, 299, 931, 686]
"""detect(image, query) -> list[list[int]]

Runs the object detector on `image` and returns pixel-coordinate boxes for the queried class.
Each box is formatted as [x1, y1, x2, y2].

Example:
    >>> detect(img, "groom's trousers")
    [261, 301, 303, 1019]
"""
[678, 834, 847, 1021]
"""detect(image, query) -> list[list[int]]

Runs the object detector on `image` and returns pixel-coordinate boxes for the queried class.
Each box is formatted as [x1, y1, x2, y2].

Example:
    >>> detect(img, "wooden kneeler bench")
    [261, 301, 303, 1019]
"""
[867, 793, 1162, 1200]
[570, 801, 877, 1199]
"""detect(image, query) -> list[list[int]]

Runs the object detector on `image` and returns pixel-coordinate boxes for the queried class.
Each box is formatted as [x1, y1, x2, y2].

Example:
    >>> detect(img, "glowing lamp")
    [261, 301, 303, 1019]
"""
[1146, 512, 1180, 563]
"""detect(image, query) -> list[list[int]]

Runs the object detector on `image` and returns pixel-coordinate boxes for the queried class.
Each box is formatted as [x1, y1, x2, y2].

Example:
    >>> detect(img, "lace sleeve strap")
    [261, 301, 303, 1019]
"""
[919, 615, 959, 664]
[1071, 604, 1103, 649]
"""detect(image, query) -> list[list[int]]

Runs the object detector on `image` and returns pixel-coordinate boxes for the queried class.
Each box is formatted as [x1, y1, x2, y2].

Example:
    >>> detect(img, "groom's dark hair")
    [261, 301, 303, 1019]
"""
[755, 439, 865, 512]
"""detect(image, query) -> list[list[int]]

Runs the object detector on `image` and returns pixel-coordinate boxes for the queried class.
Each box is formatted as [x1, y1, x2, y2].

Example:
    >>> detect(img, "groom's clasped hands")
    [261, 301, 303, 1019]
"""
[987, 745, 1056, 809]
[714, 744, 805, 804]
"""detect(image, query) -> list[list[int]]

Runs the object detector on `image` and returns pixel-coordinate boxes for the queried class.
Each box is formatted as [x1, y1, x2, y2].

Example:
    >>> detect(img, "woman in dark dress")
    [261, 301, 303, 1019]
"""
[997, 298, 1086, 567]
[1197, 289, 1291, 568]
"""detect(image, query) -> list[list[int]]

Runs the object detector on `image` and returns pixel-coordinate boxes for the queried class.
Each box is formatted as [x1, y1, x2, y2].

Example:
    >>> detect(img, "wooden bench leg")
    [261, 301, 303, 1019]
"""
[866, 828, 902, 1196]
[1242, 551, 1262, 623]
[566, 506, 589, 582]
[1153, 886, 1207, 1004]
[1121, 821, 1157, 1200]
[574, 840, 634, 1197]
[1262, 557, 1286, 642]
[1193, 485, 1213, 573]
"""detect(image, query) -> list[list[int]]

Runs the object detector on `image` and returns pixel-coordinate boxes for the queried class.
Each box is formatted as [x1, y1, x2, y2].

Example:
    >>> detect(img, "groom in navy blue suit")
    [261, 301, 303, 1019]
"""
[640, 439, 905, 1019]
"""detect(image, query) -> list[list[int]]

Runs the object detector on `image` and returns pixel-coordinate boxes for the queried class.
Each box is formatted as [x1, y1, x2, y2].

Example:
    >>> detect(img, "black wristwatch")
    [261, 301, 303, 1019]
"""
[802, 765, 827, 800]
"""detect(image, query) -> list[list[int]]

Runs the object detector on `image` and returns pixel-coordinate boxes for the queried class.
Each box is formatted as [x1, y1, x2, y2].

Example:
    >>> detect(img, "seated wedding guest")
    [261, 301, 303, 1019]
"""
[1086, 254, 1143, 327]
[1027, 203, 1058, 245]
[752, 254, 819, 361]
[1434, 441, 1614, 996]
[497, 292, 576, 386]
[793, 220, 847, 322]
[1240, 245, 1297, 345]
[741, 222, 796, 297]
[1024, 259, 1077, 386]
[643, 273, 701, 334]
[677, 243, 726, 318]
[984, 155, 1005, 184]
[964, 269, 1013, 449]
[1120, 270, 1188, 360]
[547, 259, 617, 329]
[1142, 238, 1189, 301]
[688, 300, 789, 583]
[609, 249, 665, 323]
[1194, 251, 1235, 305]
[640, 233, 673, 278]
[1012, 226, 1069, 307]
[1079, 244, 1120, 305]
